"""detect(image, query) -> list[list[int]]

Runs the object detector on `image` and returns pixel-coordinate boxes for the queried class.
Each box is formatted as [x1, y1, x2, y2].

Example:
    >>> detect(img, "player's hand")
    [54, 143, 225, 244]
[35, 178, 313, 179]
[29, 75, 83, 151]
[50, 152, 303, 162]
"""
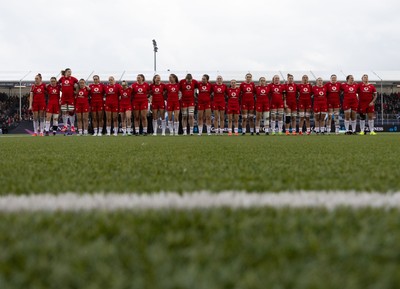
[28, 105, 32, 111]
[369, 102, 374, 107]
[284, 103, 288, 109]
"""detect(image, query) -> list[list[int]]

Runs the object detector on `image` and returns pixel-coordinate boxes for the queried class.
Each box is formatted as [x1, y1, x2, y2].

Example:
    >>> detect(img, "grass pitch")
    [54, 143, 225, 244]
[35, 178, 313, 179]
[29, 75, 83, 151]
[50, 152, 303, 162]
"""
[0, 133, 399, 194]
[1, 133, 400, 289]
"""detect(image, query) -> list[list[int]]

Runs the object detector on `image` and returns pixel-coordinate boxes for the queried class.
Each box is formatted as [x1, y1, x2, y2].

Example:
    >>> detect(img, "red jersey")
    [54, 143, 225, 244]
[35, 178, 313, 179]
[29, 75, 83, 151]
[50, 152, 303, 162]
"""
[150, 83, 166, 103]
[179, 79, 198, 99]
[58, 76, 78, 98]
[298, 83, 313, 101]
[76, 86, 90, 103]
[198, 82, 213, 101]
[325, 82, 341, 102]
[213, 84, 227, 102]
[240, 82, 256, 100]
[312, 86, 327, 101]
[119, 87, 132, 105]
[341, 83, 358, 101]
[165, 83, 180, 101]
[30, 83, 46, 103]
[284, 83, 298, 103]
[255, 85, 270, 101]
[358, 83, 376, 103]
[227, 87, 241, 107]
[89, 83, 105, 103]
[131, 82, 150, 101]
[46, 84, 61, 103]
[268, 83, 285, 99]
[104, 84, 121, 103]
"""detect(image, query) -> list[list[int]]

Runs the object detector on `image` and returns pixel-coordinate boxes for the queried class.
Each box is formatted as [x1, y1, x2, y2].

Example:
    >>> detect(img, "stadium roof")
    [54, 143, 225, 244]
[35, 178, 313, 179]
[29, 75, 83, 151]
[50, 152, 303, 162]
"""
[1, 70, 400, 84]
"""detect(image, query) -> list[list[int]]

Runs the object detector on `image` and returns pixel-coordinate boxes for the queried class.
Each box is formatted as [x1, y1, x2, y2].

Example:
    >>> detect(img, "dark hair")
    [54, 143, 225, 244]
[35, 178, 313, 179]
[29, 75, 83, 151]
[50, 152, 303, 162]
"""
[50, 76, 57, 81]
[153, 74, 160, 84]
[245, 73, 252, 78]
[185, 73, 193, 81]
[169, 74, 178, 83]
[202, 74, 209, 82]
[36, 73, 42, 79]
[93, 75, 100, 79]
[346, 75, 353, 81]
[137, 74, 145, 81]
[331, 74, 337, 78]
[287, 74, 293, 78]
[79, 78, 85, 82]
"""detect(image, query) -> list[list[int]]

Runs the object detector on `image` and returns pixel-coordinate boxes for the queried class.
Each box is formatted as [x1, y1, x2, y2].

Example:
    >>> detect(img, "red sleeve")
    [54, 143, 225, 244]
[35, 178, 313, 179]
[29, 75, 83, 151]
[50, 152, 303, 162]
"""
[30, 85, 34, 92]
[72, 77, 78, 84]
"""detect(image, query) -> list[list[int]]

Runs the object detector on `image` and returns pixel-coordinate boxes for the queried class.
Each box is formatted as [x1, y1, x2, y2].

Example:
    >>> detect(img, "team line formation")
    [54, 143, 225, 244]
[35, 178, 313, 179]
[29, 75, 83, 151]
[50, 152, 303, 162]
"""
[29, 69, 378, 137]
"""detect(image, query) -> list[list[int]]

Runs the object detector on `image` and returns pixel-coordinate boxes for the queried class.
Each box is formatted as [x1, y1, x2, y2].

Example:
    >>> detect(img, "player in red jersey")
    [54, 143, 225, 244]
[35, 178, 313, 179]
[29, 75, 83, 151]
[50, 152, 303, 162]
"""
[255, 77, 270, 135]
[325, 74, 341, 134]
[267, 75, 285, 135]
[89, 75, 105, 136]
[240, 73, 256, 135]
[132, 74, 150, 136]
[312, 78, 328, 134]
[341, 75, 359, 134]
[358, 74, 377, 135]
[119, 81, 133, 136]
[75, 79, 90, 136]
[212, 75, 227, 135]
[298, 75, 313, 135]
[45, 77, 61, 136]
[226, 80, 241, 136]
[179, 74, 198, 135]
[29, 73, 46, 136]
[104, 76, 121, 136]
[165, 74, 180, 136]
[197, 74, 213, 136]
[150, 74, 166, 136]
[58, 68, 78, 133]
[284, 74, 298, 135]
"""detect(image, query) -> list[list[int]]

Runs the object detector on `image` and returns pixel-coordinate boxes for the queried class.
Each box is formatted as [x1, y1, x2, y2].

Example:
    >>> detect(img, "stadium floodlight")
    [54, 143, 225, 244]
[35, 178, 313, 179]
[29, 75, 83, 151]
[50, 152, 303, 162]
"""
[15, 71, 31, 120]
[372, 71, 384, 125]
[152, 39, 158, 73]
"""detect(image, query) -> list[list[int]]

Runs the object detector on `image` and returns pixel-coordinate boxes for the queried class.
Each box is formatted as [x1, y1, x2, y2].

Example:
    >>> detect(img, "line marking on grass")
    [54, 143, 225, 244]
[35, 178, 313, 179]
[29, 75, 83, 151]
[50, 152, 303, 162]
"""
[1, 192, 400, 212]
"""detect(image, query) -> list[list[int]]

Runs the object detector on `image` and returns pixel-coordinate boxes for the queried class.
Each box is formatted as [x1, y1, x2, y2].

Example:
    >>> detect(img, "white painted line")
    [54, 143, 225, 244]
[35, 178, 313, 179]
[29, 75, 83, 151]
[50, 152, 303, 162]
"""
[0, 191, 400, 212]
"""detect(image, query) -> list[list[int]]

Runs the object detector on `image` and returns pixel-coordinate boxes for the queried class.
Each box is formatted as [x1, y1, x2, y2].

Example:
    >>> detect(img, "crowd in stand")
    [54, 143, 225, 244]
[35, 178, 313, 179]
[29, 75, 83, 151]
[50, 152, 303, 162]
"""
[375, 93, 400, 116]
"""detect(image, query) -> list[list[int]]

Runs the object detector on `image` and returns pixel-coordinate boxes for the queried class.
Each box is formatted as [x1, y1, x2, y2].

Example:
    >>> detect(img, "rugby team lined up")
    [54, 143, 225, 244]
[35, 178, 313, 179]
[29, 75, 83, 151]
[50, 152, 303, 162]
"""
[29, 69, 377, 137]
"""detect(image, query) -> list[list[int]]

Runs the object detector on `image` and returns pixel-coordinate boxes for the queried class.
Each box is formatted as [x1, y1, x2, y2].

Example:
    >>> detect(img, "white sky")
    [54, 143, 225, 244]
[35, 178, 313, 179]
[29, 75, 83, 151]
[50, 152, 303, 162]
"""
[1, 0, 399, 75]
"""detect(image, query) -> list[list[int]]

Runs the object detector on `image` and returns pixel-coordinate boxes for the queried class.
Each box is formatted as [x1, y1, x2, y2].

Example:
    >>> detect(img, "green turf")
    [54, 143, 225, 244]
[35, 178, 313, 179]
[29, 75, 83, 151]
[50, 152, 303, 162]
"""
[1, 208, 400, 289]
[1, 134, 399, 194]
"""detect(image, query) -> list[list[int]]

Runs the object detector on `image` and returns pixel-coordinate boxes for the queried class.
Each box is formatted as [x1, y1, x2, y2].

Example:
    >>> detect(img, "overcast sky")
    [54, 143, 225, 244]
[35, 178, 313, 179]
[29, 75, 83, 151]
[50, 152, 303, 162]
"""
[1, 0, 399, 75]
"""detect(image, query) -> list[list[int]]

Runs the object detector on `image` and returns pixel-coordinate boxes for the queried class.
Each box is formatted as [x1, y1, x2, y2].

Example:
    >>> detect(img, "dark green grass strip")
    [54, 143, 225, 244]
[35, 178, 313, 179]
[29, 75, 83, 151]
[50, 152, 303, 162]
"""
[0, 134, 399, 194]
[0, 208, 400, 289]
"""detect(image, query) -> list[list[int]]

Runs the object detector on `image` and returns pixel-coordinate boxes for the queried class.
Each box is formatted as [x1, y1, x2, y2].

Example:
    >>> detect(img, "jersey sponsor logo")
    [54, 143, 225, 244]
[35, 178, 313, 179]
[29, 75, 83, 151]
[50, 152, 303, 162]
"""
[364, 87, 369, 92]
[246, 87, 251, 92]
[138, 88, 143, 93]
[201, 86, 207, 91]
[331, 86, 337, 91]
[303, 88, 309, 92]
[52, 89, 57, 94]
[155, 88, 160, 93]
[123, 92, 128, 97]
[79, 91, 84, 96]
[289, 86, 294, 91]
[319, 91, 324, 96]
[231, 92, 237, 97]
[261, 89, 266, 94]
[64, 80, 70, 85]
[349, 87, 354, 92]
[186, 85, 191, 90]
[109, 88, 114, 93]
[172, 87, 176, 92]
[274, 88, 279, 93]
[94, 88, 99, 92]
[217, 88, 222, 92]
[37, 88, 42, 93]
